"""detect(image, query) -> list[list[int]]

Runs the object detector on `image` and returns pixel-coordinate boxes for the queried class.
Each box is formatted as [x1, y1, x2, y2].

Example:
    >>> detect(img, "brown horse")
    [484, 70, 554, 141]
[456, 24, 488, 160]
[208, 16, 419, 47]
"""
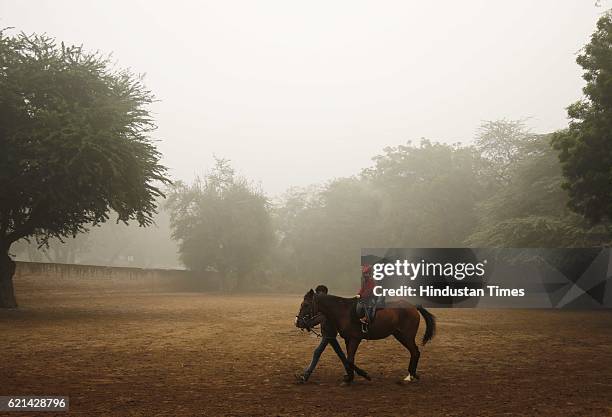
[295, 289, 436, 383]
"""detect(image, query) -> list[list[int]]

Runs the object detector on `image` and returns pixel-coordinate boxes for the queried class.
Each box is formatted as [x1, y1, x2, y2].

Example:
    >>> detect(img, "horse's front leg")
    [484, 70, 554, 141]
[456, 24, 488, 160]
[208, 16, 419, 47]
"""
[343, 338, 361, 384]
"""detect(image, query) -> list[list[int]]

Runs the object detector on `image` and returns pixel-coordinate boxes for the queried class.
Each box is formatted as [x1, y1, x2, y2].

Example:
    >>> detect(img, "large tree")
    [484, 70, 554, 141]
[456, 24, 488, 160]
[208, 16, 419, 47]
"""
[552, 12, 612, 224]
[166, 159, 274, 291]
[0, 31, 169, 307]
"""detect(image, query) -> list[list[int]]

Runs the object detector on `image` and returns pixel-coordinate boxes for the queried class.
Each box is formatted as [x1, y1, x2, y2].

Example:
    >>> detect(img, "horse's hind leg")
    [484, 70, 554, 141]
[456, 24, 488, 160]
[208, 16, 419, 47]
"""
[393, 330, 420, 382]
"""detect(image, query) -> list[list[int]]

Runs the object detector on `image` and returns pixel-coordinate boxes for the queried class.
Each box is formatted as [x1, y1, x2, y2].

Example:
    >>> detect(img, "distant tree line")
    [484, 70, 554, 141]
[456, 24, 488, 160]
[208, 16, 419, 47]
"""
[12, 206, 180, 269]
[165, 117, 610, 292]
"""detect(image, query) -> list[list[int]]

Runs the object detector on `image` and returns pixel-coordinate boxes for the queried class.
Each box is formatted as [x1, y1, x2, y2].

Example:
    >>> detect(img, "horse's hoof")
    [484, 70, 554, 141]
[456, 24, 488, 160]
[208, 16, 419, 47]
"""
[342, 374, 354, 385]
[357, 371, 371, 381]
[403, 374, 417, 383]
[295, 373, 308, 384]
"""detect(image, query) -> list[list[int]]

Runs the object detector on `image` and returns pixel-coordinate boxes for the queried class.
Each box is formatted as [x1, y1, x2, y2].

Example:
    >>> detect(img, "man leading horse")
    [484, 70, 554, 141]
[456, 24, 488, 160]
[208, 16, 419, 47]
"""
[295, 285, 370, 383]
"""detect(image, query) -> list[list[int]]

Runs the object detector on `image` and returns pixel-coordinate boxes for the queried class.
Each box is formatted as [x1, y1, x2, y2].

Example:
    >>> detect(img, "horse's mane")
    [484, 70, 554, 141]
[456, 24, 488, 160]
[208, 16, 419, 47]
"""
[316, 294, 355, 306]
[313, 294, 356, 329]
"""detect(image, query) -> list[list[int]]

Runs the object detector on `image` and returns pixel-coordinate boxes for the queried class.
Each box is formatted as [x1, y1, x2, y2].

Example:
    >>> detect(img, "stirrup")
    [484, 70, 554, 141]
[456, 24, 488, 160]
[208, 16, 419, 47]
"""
[361, 322, 368, 334]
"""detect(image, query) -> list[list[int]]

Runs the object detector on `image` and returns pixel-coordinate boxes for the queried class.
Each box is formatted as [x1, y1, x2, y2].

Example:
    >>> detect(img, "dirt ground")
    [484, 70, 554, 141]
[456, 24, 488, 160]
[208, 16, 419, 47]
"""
[1, 281, 612, 416]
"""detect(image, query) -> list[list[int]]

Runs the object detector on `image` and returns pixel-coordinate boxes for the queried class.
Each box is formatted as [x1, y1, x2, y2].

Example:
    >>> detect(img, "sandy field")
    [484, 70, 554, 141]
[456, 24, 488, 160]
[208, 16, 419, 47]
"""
[1, 278, 612, 416]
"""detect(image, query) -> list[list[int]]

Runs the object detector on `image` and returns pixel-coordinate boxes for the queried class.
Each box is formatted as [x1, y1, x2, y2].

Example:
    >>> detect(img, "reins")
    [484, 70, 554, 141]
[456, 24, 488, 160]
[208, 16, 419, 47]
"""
[297, 293, 322, 338]
[309, 293, 322, 338]
[309, 327, 322, 338]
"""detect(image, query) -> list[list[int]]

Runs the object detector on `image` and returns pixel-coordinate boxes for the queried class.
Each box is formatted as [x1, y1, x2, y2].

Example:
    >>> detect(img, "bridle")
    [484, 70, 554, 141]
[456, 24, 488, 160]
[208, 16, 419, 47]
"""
[296, 293, 322, 338]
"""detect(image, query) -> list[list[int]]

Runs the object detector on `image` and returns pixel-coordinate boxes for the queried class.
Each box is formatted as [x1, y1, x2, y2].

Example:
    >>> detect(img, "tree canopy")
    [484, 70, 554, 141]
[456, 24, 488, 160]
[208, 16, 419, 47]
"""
[552, 12, 612, 224]
[468, 135, 609, 247]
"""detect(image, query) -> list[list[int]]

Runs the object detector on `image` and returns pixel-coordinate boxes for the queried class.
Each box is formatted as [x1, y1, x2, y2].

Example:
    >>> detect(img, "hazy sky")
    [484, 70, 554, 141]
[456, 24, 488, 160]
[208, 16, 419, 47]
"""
[1, 1, 605, 195]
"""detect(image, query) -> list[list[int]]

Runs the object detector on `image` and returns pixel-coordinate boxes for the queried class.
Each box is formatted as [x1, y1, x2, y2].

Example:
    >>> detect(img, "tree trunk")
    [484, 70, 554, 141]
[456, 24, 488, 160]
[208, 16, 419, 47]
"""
[0, 246, 18, 308]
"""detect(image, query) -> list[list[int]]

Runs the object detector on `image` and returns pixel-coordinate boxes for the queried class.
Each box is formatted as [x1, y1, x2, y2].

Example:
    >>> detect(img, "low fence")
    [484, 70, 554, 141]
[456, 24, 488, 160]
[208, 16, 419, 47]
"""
[14, 261, 218, 293]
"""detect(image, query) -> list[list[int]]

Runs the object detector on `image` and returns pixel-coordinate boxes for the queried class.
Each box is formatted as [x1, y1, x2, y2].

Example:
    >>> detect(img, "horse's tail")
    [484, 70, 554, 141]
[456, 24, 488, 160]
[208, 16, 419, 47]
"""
[416, 305, 436, 345]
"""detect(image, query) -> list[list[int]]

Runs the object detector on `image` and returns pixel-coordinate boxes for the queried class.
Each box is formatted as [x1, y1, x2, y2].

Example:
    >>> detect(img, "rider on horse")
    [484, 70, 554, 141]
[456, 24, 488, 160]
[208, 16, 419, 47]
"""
[357, 264, 378, 332]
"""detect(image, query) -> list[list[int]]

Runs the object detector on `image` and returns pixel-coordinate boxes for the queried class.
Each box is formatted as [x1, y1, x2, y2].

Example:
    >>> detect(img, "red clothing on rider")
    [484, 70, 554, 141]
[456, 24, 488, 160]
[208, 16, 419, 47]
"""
[358, 264, 375, 298]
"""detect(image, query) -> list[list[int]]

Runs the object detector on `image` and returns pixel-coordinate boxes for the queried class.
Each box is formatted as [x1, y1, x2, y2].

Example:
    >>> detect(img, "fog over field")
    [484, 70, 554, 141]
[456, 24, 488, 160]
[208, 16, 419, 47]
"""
[3, 1, 612, 294]
[1, 1, 603, 194]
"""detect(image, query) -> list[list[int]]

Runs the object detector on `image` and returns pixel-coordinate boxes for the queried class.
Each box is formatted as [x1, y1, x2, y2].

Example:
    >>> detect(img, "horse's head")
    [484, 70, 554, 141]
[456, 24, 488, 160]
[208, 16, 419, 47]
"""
[295, 289, 315, 330]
